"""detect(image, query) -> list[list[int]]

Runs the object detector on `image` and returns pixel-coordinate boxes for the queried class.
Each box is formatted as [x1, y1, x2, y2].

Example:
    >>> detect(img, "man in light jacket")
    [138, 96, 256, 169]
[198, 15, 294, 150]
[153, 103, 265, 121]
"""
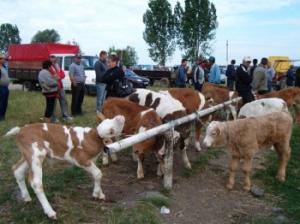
[252, 58, 269, 95]
[193, 58, 205, 92]
[208, 56, 221, 84]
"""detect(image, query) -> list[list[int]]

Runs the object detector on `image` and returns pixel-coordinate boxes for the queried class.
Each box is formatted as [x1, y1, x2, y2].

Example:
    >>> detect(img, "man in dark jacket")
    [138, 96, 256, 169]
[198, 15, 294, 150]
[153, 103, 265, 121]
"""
[295, 67, 300, 87]
[249, 58, 258, 78]
[94, 51, 108, 112]
[102, 55, 125, 97]
[0, 54, 9, 121]
[226, 59, 236, 90]
[286, 65, 295, 87]
[176, 59, 188, 88]
[235, 57, 255, 104]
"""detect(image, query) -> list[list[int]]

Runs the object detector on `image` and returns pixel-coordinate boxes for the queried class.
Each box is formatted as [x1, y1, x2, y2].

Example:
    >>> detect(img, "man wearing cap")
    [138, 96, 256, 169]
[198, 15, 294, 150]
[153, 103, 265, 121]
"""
[235, 57, 255, 104]
[208, 56, 221, 84]
[252, 58, 269, 95]
[69, 55, 86, 116]
[0, 54, 9, 121]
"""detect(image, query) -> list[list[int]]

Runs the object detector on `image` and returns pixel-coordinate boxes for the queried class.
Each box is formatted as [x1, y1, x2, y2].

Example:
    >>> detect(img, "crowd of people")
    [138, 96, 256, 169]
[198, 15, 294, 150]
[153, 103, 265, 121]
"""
[1, 52, 300, 122]
[175, 55, 300, 104]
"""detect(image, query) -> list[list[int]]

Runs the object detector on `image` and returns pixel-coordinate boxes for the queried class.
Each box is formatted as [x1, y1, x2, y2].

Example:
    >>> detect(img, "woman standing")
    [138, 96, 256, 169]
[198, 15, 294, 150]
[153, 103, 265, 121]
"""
[102, 55, 125, 97]
[0, 53, 9, 121]
[38, 60, 59, 123]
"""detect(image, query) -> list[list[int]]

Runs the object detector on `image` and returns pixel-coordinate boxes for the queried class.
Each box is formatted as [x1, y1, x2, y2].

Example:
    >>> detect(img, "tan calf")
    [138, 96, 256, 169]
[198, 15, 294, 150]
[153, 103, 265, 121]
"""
[99, 97, 166, 179]
[203, 112, 292, 191]
[9, 116, 125, 219]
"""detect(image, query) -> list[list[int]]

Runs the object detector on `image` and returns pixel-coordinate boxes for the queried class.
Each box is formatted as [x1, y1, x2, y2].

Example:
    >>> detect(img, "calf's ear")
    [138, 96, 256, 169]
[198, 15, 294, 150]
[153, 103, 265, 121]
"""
[215, 123, 225, 135]
[97, 112, 106, 122]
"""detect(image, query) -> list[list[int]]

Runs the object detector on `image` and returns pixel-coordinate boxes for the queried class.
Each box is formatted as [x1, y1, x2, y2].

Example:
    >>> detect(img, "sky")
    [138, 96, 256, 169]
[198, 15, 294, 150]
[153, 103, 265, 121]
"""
[1, 0, 300, 65]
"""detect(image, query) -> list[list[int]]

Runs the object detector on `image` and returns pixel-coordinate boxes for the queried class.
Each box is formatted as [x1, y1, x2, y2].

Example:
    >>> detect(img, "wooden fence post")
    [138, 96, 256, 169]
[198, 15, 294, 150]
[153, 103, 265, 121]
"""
[163, 129, 174, 190]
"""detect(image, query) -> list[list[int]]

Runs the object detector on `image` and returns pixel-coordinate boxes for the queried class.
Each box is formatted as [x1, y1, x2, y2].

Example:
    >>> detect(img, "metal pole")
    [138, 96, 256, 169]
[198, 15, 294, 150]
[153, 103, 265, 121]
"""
[105, 97, 242, 154]
[226, 40, 229, 65]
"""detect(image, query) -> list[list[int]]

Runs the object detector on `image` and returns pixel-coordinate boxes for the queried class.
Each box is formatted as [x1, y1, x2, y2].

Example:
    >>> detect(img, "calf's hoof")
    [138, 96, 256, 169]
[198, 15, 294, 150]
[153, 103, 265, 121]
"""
[102, 156, 109, 166]
[93, 192, 106, 200]
[226, 183, 234, 190]
[23, 196, 32, 202]
[47, 210, 57, 220]
[276, 175, 286, 182]
[195, 142, 202, 152]
[243, 185, 251, 192]
[137, 173, 145, 179]
[110, 153, 118, 163]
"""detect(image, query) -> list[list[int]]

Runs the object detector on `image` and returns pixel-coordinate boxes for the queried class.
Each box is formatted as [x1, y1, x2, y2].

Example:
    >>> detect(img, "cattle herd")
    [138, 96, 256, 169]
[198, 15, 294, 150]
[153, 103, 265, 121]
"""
[5, 83, 300, 219]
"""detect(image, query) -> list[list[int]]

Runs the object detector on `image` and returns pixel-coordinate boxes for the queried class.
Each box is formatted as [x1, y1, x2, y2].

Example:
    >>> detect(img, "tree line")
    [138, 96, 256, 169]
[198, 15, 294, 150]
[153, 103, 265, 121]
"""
[143, 0, 218, 65]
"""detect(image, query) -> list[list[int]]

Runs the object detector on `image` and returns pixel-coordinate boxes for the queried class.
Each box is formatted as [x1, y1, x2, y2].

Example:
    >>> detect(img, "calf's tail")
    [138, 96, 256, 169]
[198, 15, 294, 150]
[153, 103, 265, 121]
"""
[4, 127, 21, 137]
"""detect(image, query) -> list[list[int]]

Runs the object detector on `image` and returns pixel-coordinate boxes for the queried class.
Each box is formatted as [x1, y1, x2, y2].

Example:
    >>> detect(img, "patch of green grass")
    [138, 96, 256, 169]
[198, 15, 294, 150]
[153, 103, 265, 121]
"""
[141, 196, 170, 208]
[254, 125, 300, 223]
[182, 148, 224, 177]
[106, 201, 161, 224]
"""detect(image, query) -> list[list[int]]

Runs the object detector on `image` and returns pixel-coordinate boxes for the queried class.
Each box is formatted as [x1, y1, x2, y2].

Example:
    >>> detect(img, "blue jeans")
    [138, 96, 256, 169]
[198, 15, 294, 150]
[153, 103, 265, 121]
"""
[96, 83, 107, 112]
[0, 86, 9, 120]
[268, 81, 273, 92]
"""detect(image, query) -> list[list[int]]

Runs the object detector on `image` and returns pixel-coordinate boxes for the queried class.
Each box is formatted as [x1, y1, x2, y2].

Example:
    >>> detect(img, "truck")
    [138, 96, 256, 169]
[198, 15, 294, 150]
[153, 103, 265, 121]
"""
[8, 43, 97, 94]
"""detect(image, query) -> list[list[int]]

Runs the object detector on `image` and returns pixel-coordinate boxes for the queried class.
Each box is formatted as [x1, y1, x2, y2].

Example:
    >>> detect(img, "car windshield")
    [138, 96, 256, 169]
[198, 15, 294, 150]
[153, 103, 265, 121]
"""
[64, 56, 98, 70]
[125, 70, 138, 77]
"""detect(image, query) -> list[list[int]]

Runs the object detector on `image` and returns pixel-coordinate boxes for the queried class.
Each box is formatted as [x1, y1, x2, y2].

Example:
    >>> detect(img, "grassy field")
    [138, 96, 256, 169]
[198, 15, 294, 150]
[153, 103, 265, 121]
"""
[255, 125, 300, 223]
[1, 90, 300, 223]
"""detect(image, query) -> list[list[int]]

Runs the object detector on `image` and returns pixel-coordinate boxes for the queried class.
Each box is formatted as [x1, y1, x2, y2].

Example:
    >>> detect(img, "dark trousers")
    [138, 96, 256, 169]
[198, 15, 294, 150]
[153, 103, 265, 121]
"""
[71, 83, 85, 115]
[239, 91, 255, 105]
[257, 90, 269, 95]
[45, 96, 56, 118]
[0, 86, 9, 120]
[227, 79, 235, 91]
[194, 82, 203, 92]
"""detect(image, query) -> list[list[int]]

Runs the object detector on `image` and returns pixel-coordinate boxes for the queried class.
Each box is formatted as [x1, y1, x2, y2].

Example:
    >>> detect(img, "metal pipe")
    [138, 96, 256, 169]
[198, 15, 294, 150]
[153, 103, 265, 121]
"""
[105, 97, 242, 154]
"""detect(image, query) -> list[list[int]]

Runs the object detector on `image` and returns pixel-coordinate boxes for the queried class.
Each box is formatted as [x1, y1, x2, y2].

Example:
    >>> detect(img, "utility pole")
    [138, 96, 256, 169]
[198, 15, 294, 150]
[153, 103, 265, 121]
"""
[226, 40, 229, 65]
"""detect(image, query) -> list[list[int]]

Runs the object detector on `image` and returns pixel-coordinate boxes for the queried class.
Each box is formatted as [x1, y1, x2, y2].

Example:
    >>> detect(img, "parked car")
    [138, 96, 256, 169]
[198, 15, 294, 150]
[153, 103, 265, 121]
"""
[124, 69, 150, 88]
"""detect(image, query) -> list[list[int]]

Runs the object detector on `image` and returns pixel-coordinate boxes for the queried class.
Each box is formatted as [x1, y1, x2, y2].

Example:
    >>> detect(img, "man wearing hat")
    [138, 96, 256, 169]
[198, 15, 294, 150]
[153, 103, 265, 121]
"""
[0, 53, 9, 121]
[235, 57, 255, 104]
[252, 58, 269, 95]
[69, 54, 86, 116]
[208, 56, 221, 84]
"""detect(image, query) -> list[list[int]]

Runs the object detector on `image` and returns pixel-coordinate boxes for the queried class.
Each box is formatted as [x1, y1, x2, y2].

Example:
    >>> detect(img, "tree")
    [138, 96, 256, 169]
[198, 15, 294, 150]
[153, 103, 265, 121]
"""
[108, 46, 138, 67]
[174, 0, 218, 61]
[31, 29, 60, 43]
[143, 0, 175, 66]
[0, 23, 21, 53]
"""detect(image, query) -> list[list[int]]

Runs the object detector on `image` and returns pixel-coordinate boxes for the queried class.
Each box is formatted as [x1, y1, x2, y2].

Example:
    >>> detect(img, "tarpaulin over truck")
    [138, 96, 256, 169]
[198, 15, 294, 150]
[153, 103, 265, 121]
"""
[8, 43, 80, 61]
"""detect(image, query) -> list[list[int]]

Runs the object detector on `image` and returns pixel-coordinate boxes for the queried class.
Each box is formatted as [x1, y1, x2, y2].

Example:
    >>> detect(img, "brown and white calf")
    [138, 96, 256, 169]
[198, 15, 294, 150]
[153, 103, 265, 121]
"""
[99, 97, 170, 179]
[128, 88, 192, 169]
[258, 87, 300, 123]
[159, 88, 206, 151]
[203, 112, 292, 191]
[8, 116, 125, 219]
[202, 83, 239, 120]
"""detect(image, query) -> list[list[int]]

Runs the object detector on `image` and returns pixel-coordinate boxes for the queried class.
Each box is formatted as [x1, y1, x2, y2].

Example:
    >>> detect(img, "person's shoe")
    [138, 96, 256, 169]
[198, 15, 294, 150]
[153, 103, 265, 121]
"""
[0, 117, 5, 122]
[63, 116, 73, 122]
[51, 118, 60, 123]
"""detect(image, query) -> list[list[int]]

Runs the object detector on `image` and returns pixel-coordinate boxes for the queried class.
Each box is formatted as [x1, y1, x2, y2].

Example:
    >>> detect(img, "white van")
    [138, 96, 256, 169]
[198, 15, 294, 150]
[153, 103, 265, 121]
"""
[53, 54, 97, 95]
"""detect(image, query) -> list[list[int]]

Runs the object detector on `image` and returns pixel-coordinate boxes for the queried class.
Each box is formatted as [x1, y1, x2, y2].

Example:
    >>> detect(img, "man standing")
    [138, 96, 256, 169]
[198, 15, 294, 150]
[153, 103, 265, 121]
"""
[286, 65, 295, 87]
[0, 54, 9, 121]
[266, 62, 275, 92]
[176, 59, 188, 88]
[226, 59, 236, 90]
[235, 57, 254, 104]
[94, 51, 108, 112]
[49, 55, 72, 121]
[252, 58, 269, 95]
[193, 58, 205, 92]
[249, 58, 258, 78]
[208, 56, 221, 84]
[69, 55, 86, 116]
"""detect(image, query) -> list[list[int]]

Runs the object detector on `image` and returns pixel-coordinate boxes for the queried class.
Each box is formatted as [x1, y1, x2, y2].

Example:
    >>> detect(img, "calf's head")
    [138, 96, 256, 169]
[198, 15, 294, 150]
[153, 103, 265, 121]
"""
[203, 121, 226, 148]
[97, 115, 125, 138]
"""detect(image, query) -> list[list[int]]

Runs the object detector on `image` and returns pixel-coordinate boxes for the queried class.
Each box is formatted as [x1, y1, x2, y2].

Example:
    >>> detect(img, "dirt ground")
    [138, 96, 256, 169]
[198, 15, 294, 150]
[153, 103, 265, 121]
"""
[98, 143, 273, 224]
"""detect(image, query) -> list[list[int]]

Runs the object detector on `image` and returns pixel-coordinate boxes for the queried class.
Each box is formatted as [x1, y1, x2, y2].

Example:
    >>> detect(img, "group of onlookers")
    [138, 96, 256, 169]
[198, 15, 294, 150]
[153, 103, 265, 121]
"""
[175, 55, 300, 105]
[175, 56, 221, 92]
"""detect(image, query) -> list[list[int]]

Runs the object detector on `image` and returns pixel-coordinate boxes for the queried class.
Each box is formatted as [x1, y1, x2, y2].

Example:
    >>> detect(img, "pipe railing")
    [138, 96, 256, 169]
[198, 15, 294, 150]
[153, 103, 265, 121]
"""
[105, 97, 242, 189]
